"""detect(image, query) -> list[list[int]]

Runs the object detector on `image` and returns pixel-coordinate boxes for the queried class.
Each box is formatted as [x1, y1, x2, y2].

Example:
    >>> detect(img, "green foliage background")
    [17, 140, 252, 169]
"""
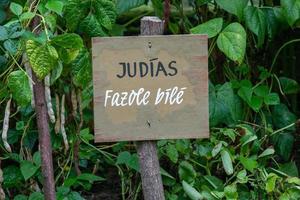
[0, 0, 300, 199]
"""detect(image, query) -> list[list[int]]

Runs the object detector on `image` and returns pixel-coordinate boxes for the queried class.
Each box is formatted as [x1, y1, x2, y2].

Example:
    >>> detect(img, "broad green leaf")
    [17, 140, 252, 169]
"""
[20, 12, 35, 21]
[14, 195, 28, 200]
[203, 175, 224, 190]
[94, 0, 117, 30]
[33, 151, 41, 167]
[287, 177, 300, 185]
[0, 26, 8, 41]
[279, 162, 298, 177]
[28, 192, 43, 200]
[45, 0, 64, 15]
[116, 0, 145, 14]
[258, 147, 275, 158]
[215, 0, 248, 20]
[266, 173, 278, 193]
[80, 14, 107, 37]
[274, 132, 294, 161]
[217, 23, 246, 64]
[240, 156, 258, 172]
[64, 0, 85, 31]
[4, 39, 18, 54]
[71, 48, 92, 88]
[279, 77, 300, 94]
[221, 150, 233, 175]
[77, 173, 105, 182]
[3, 165, 23, 188]
[50, 62, 63, 85]
[262, 8, 282, 39]
[0, 8, 6, 24]
[212, 142, 223, 157]
[182, 181, 203, 200]
[210, 82, 243, 126]
[238, 86, 253, 103]
[237, 170, 248, 183]
[253, 85, 269, 97]
[50, 33, 83, 63]
[244, 6, 266, 47]
[272, 104, 296, 129]
[20, 161, 39, 180]
[281, 0, 300, 26]
[26, 40, 58, 80]
[166, 144, 178, 163]
[264, 93, 280, 105]
[190, 18, 223, 38]
[50, 33, 83, 49]
[179, 161, 196, 183]
[10, 2, 22, 16]
[249, 96, 263, 112]
[7, 70, 32, 107]
[224, 184, 238, 199]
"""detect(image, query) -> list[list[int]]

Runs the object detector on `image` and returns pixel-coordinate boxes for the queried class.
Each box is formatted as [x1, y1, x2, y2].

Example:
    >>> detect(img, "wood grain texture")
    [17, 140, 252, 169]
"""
[92, 26, 208, 143]
[136, 16, 165, 200]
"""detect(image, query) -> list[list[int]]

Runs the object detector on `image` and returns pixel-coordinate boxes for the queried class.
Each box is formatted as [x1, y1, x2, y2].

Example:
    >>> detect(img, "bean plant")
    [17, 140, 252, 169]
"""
[0, 0, 299, 200]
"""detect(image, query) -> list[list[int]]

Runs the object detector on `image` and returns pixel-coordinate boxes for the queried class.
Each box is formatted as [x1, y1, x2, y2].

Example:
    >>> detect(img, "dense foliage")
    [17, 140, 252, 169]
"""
[0, 0, 300, 199]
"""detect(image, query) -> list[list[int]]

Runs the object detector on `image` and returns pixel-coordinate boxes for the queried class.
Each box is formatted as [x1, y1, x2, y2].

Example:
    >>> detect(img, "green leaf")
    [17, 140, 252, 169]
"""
[264, 93, 280, 105]
[45, 0, 64, 15]
[20, 12, 35, 21]
[224, 184, 238, 199]
[50, 62, 63, 85]
[51, 33, 83, 49]
[254, 85, 269, 97]
[221, 150, 233, 175]
[279, 162, 298, 177]
[80, 14, 107, 37]
[215, 0, 248, 20]
[272, 104, 296, 129]
[166, 144, 178, 163]
[258, 147, 275, 158]
[28, 192, 44, 200]
[274, 132, 294, 161]
[16, 121, 24, 130]
[238, 86, 253, 103]
[179, 161, 196, 183]
[0, 26, 8, 41]
[26, 40, 58, 80]
[14, 195, 28, 200]
[217, 23, 246, 64]
[240, 156, 258, 172]
[190, 18, 223, 38]
[4, 39, 18, 54]
[20, 161, 39, 181]
[10, 2, 23, 16]
[182, 181, 203, 200]
[77, 173, 105, 182]
[281, 0, 300, 26]
[237, 170, 248, 183]
[64, 0, 85, 31]
[94, 0, 117, 30]
[33, 151, 41, 167]
[116, 0, 145, 14]
[279, 77, 300, 94]
[71, 48, 92, 88]
[244, 6, 266, 47]
[249, 96, 263, 112]
[7, 70, 32, 107]
[3, 165, 23, 188]
[266, 173, 278, 193]
[212, 142, 223, 157]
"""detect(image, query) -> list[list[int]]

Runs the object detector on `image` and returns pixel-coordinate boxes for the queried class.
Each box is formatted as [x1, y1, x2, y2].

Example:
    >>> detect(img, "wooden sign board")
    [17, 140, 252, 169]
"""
[92, 35, 209, 142]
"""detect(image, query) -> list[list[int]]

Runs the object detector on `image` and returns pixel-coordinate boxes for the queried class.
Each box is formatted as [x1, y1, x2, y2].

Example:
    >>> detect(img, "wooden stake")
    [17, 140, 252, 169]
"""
[30, 7, 56, 200]
[136, 16, 165, 200]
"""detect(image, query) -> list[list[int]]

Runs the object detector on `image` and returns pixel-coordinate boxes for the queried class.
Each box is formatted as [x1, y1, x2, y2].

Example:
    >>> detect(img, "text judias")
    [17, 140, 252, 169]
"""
[104, 59, 187, 107]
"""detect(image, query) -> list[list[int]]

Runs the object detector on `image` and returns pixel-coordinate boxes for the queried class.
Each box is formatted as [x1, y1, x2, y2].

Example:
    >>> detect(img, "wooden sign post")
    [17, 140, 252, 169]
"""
[92, 16, 208, 200]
